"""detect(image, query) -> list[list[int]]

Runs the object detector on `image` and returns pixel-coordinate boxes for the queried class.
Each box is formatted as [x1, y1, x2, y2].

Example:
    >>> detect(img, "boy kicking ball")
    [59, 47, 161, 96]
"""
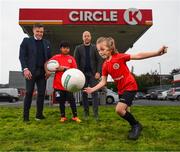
[84, 37, 167, 140]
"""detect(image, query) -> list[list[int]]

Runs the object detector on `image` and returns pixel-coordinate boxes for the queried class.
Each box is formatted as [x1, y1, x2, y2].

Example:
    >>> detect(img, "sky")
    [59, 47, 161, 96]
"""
[0, 0, 180, 84]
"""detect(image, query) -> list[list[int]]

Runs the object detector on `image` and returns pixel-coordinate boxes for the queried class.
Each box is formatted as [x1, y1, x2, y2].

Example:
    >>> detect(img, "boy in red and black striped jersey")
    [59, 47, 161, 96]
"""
[46, 41, 81, 123]
[84, 37, 167, 140]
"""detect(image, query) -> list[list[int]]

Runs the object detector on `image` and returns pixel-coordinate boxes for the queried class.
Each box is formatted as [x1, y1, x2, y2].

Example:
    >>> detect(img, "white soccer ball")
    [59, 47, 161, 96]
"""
[47, 60, 59, 71]
[61, 68, 85, 92]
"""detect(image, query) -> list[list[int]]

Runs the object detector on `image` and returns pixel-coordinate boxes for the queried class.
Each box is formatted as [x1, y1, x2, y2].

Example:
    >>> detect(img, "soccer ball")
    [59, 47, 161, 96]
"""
[47, 60, 59, 71]
[61, 68, 85, 92]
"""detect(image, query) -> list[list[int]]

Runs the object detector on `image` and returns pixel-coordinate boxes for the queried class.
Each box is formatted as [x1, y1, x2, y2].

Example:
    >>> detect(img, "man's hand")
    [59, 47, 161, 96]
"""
[158, 46, 168, 56]
[45, 71, 51, 80]
[95, 72, 101, 80]
[23, 69, 32, 80]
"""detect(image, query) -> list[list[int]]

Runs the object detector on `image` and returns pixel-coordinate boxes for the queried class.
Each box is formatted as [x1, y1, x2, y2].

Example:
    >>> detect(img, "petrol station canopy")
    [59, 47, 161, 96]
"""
[19, 8, 153, 54]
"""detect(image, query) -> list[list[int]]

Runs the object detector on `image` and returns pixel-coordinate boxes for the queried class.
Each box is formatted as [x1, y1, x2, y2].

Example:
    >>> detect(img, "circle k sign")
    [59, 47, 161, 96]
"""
[123, 8, 142, 25]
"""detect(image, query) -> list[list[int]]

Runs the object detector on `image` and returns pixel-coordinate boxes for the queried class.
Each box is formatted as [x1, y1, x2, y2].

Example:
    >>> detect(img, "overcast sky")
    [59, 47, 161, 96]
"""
[0, 0, 180, 84]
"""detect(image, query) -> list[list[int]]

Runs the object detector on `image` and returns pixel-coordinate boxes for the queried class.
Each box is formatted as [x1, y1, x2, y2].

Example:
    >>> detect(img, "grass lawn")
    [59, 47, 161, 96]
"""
[0, 105, 180, 151]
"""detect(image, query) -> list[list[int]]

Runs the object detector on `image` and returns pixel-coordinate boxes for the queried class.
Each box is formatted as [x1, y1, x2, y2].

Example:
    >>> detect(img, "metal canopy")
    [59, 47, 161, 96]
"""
[19, 8, 153, 55]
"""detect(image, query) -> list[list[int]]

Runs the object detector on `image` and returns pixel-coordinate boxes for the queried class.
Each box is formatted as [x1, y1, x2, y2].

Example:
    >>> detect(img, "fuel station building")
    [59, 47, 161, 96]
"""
[9, 8, 153, 92]
[19, 8, 153, 54]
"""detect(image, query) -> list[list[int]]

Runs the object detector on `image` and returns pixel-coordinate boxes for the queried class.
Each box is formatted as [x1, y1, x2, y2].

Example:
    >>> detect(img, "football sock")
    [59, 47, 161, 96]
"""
[122, 111, 138, 126]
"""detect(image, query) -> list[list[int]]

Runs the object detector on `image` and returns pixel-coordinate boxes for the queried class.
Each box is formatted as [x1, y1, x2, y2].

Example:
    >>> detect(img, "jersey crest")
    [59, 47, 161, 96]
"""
[113, 63, 120, 70]
[68, 59, 72, 63]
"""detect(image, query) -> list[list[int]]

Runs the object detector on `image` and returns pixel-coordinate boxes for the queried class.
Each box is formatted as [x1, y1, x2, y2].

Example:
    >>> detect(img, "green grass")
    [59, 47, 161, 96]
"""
[0, 105, 180, 151]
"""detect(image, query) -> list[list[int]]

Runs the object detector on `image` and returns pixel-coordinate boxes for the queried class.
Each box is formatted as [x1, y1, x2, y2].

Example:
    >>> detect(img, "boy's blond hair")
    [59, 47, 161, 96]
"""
[96, 37, 118, 55]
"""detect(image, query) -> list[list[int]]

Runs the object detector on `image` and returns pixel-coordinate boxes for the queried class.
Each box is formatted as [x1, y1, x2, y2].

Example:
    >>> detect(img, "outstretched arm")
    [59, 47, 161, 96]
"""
[84, 76, 107, 94]
[130, 46, 168, 60]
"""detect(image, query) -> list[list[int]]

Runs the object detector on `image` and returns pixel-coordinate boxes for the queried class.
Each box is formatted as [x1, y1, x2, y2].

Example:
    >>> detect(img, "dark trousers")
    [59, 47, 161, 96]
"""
[23, 69, 46, 119]
[82, 72, 99, 118]
[55, 90, 77, 117]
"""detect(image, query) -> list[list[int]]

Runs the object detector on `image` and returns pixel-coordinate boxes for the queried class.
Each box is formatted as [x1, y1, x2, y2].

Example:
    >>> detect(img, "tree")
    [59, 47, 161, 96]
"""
[134, 73, 157, 92]
[134, 71, 172, 92]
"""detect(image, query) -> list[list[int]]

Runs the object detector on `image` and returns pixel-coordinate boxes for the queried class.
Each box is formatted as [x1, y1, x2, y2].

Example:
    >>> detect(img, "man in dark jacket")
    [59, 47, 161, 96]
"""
[19, 23, 51, 122]
[74, 31, 103, 120]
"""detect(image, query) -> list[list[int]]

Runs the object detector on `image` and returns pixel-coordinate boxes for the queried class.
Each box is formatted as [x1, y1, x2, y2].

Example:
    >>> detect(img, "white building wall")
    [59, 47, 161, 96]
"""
[174, 74, 180, 81]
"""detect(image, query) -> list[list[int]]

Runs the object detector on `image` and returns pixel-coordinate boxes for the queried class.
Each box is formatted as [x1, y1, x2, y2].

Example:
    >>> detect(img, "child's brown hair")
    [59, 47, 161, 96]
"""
[96, 37, 118, 55]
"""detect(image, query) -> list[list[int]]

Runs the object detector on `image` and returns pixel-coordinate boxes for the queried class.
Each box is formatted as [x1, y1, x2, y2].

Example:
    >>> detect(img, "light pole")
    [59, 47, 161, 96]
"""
[158, 62, 162, 89]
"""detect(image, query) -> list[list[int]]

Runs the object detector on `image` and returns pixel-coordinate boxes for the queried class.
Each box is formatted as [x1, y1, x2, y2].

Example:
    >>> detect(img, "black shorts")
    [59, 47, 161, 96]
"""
[55, 90, 75, 102]
[118, 91, 137, 106]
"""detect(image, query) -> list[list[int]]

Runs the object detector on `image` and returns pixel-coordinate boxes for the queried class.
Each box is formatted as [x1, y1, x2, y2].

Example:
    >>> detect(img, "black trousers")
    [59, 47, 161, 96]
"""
[23, 69, 46, 119]
[55, 90, 77, 117]
[82, 72, 99, 118]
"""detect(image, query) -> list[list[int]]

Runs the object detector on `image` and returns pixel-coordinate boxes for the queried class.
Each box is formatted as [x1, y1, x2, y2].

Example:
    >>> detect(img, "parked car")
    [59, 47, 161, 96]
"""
[78, 89, 119, 105]
[157, 90, 169, 100]
[0, 92, 19, 102]
[135, 92, 145, 99]
[105, 89, 119, 104]
[145, 90, 164, 100]
[0, 88, 19, 99]
[167, 87, 180, 101]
